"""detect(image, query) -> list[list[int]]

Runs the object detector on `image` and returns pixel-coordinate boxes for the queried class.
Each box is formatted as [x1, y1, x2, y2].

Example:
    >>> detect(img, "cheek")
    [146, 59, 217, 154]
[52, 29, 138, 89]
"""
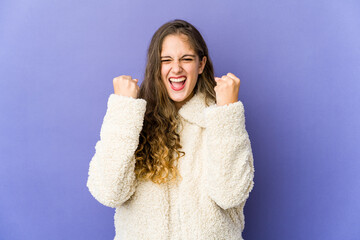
[160, 68, 166, 83]
[188, 65, 200, 77]
[161, 66, 169, 78]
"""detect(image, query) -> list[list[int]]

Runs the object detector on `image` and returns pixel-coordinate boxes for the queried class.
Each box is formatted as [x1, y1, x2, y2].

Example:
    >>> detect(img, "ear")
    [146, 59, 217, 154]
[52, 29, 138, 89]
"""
[198, 56, 207, 74]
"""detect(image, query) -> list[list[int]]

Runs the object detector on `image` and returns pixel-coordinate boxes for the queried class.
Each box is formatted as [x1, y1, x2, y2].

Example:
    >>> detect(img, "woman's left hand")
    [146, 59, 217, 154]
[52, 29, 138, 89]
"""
[214, 72, 241, 106]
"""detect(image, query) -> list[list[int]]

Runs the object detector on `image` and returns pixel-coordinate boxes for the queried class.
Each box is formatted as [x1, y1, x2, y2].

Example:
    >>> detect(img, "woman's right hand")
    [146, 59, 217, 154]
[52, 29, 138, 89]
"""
[113, 75, 140, 98]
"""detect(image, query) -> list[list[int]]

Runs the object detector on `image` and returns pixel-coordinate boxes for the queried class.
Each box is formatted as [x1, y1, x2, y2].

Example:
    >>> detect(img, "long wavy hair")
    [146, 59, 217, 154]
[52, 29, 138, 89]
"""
[134, 19, 216, 185]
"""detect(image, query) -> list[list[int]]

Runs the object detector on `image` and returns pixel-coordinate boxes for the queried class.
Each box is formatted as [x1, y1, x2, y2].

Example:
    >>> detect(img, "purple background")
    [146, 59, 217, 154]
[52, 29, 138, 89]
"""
[1, 0, 359, 239]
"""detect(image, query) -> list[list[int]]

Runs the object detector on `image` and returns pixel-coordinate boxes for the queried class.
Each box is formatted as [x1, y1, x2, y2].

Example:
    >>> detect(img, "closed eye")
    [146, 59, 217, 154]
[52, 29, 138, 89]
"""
[161, 58, 193, 62]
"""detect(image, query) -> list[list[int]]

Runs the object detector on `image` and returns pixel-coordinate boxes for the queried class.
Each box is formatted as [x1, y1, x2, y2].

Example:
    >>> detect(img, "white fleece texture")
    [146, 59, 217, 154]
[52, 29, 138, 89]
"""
[86, 92, 255, 240]
[204, 101, 255, 210]
[87, 94, 146, 208]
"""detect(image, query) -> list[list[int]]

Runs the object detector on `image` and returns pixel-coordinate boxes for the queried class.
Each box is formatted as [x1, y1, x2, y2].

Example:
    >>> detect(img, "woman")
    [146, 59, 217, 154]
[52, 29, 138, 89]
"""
[87, 19, 255, 240]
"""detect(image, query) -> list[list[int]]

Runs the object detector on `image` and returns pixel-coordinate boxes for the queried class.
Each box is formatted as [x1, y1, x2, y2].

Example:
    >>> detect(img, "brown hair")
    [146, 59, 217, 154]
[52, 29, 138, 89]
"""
[135, 19, 216, 185]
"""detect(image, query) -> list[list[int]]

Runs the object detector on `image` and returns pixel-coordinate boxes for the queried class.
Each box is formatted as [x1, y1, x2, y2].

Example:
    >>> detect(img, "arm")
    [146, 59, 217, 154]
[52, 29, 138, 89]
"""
[203, 100, 255, 210]
[86, 94, 146, 208]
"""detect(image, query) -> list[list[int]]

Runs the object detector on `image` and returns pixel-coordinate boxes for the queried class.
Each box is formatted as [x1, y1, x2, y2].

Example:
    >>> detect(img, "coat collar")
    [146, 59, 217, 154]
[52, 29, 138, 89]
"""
[178, 91, 215, 128]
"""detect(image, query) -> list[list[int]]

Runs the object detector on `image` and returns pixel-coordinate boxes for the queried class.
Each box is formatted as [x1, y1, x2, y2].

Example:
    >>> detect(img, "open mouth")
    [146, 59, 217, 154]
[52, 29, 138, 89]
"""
[169, 77, 186, 91]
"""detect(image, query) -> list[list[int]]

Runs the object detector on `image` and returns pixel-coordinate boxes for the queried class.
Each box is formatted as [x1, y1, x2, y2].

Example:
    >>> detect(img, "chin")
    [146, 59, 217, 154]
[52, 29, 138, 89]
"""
[169, 92, 189, 102]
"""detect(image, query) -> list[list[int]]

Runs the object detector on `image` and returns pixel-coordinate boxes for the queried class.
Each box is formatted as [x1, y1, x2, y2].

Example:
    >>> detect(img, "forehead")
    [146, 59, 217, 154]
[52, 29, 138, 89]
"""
[161, 34, 196, 55]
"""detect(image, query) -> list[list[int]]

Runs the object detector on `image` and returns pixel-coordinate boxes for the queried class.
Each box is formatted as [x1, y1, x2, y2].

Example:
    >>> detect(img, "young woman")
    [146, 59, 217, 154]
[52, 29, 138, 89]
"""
[87, 19, 255, 240]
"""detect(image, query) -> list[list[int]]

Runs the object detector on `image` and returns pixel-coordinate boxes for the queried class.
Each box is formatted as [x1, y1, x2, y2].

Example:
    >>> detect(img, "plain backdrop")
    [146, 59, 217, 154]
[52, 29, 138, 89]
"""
[0, 0, 359, 239]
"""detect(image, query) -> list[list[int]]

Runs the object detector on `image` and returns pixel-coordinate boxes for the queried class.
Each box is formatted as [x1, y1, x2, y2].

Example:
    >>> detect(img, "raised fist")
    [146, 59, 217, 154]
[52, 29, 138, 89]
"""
[113, 75, 140, 99]
[214, 72, 241, 106]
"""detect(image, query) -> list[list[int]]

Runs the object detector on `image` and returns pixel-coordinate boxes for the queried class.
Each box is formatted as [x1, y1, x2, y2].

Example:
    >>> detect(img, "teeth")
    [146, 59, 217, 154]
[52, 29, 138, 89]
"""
[169, 77, 186, 82]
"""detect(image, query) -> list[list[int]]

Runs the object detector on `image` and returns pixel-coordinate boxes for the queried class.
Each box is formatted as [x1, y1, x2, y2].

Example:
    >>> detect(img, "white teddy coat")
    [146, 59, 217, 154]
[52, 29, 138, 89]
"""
[86, 91, 255, 240]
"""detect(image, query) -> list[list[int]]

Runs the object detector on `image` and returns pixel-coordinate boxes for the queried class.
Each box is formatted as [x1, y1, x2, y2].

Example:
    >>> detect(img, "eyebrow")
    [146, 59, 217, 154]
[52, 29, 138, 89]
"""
[160, 54, 196, 58]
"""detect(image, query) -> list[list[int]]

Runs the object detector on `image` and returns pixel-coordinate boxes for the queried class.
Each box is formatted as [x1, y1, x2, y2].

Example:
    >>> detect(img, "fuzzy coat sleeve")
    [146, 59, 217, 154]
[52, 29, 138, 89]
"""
[203, 101, 255, 210]
[86, 94, 147, 208]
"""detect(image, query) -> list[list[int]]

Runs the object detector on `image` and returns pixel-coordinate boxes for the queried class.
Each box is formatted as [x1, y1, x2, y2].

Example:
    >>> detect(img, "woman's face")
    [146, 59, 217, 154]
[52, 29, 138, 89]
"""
[160, 34, 206, 110]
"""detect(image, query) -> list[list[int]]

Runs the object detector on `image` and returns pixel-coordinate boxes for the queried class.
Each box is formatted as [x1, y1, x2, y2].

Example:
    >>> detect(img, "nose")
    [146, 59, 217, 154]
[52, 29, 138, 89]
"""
[171, 60, 183, 74]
